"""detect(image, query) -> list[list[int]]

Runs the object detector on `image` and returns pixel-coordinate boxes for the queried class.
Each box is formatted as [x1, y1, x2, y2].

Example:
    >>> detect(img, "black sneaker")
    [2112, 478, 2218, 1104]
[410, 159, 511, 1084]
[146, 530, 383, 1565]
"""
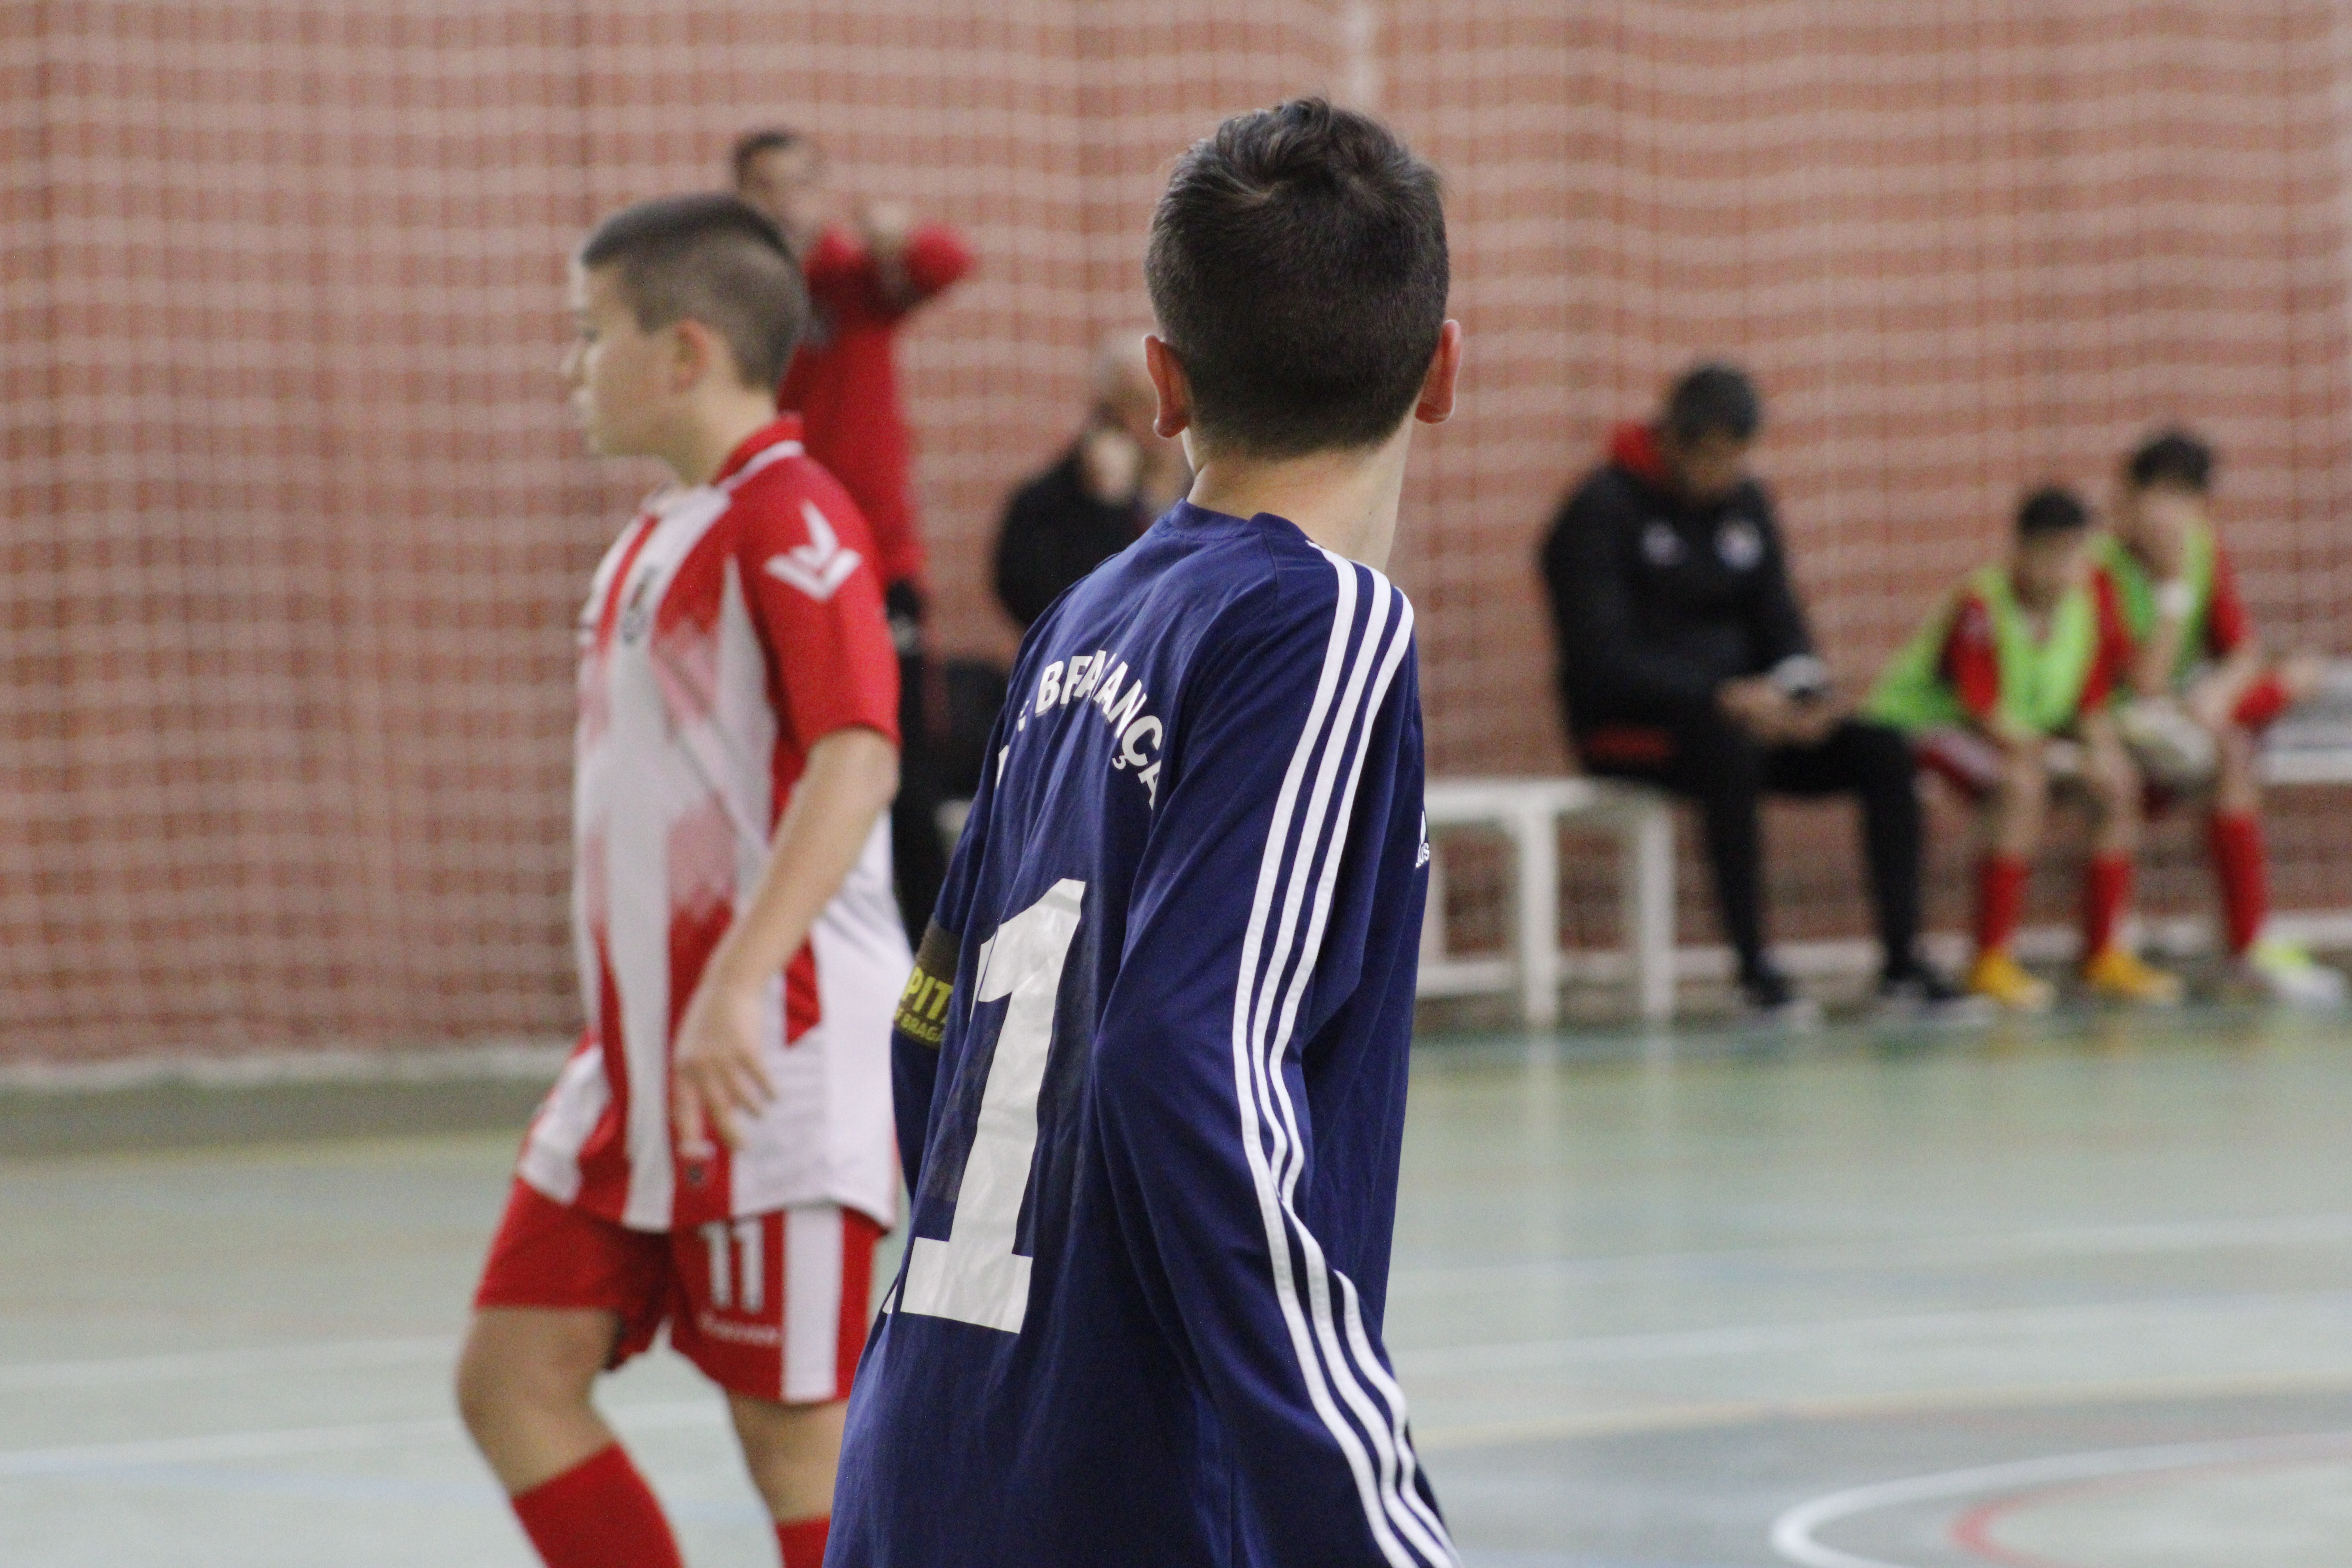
[1740, 965, 1823, 1028]
[1875, 965, 1992, 1022]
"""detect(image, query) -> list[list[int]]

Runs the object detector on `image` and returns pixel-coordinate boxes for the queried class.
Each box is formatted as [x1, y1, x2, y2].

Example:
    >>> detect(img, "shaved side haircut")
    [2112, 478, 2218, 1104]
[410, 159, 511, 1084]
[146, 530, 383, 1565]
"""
[579, 193, 810, 390]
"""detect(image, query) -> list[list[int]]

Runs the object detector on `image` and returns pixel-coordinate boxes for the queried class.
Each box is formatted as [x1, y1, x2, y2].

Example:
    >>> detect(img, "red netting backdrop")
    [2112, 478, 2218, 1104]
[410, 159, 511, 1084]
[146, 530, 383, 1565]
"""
[8, 2, 2352, 1060]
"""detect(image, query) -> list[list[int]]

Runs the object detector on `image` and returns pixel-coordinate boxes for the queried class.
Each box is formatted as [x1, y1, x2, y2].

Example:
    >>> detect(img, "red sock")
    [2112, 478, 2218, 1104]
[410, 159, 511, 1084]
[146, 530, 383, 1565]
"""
[777, 1516, 830, 1568]
[510, 1445, 683, 1568]
[1975, 854, 2029, 955]
[2082, 852, 2133, 958]
[2209, 811, 2267, 956]
[2233, 672, 2290, 730]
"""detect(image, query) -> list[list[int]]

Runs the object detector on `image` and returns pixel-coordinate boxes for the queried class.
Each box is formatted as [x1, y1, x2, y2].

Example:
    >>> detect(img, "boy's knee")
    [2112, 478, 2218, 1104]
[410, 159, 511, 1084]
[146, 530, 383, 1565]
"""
[454, 1310, 605, 1439]
[1994, 750, 2044, 806]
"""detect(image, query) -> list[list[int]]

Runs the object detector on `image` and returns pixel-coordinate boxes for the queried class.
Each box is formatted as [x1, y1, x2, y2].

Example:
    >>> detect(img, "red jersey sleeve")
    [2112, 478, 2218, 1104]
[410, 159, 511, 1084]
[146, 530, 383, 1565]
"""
[2078, 570, 2130, 711]
[2205, 543, 2251, 658]
[900, 223, 974, 302]
[800, 226, 866, 294]
[1940, 592, 2002, 723]
[737, 462, 901, 754]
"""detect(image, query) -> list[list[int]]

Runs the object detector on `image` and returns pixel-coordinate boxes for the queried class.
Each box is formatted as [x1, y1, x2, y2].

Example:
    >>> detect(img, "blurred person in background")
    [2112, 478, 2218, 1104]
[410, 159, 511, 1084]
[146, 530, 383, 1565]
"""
[993, 334, 1187, 631]
[733, 125, 974, 942]
[1867, 486, 2181, 1011]
[2102, 429, 2345, 1006]
[1541, 363, 1965, 1023]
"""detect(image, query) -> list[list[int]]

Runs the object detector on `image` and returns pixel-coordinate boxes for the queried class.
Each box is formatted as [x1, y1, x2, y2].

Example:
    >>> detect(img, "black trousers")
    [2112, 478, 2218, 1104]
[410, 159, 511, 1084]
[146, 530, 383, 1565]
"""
[1578, 712, 1924, 982]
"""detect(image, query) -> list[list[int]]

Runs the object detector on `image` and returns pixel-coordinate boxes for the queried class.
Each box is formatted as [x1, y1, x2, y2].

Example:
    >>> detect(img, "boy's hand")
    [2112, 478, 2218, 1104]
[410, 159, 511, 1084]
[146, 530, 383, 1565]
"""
[861, 200, 914, 262]
[672, 965, 776, 1156]
[1717, 676, 1792, 740]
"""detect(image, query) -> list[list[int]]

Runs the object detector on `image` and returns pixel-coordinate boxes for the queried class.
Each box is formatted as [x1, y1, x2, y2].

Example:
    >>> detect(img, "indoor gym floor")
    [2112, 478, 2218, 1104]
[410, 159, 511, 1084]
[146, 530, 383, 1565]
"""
[5, 1007, 2350, 1567]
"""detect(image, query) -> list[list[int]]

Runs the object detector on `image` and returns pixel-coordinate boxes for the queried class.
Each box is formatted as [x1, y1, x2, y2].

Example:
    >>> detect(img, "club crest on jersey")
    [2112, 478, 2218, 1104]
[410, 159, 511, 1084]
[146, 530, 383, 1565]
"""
[764, 500, 863, 601]
[1641, 520, 1685, 566]
[617, 568, 658, 644]
[1024, 648, 1165, 807]
[1717, 515, 1764, 571]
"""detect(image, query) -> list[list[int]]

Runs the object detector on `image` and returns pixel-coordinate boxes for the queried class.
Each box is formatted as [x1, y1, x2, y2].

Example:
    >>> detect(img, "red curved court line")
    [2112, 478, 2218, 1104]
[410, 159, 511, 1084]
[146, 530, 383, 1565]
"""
[1951, 1490, 2092, 1568]
[1949, 1452, 2339, 1568]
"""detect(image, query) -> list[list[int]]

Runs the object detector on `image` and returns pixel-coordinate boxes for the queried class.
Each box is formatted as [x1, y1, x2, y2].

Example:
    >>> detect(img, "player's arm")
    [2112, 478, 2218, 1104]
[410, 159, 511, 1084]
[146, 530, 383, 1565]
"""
[1940, 593, 2031, 748]
[674, 479, 904, 1154]
[673, 726, 898, 1154]
[1089, 571, 1455, 1568]
[860, 202, 973, 314]
[2183, 548, 2261, 728]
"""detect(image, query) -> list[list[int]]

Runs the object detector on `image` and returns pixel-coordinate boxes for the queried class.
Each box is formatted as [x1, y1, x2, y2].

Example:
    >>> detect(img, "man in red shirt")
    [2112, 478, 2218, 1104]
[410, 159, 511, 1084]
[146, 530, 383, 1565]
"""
[735, 127, 975, 940]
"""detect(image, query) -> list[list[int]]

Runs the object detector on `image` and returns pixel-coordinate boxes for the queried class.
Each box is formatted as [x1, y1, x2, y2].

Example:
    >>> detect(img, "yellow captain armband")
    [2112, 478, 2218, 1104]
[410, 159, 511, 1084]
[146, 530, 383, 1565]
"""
[892, 920, 960, 1049]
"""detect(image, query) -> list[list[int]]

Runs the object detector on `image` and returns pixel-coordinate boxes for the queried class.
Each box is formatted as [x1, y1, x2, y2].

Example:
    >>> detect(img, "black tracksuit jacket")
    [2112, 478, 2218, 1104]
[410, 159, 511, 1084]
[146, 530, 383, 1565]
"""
[1539, 424, 1814, 731]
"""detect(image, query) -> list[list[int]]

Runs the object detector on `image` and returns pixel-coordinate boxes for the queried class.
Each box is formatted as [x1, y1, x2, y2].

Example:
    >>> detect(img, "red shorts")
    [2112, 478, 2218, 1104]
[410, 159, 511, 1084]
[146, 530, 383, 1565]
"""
[1913, 726, 2006, 802]
[473, 1180, 881, 1404]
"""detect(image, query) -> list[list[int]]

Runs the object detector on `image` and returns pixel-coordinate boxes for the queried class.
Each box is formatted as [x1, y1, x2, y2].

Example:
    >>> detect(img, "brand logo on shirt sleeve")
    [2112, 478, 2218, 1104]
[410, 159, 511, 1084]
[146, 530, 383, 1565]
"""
[763, 500, 864, 601]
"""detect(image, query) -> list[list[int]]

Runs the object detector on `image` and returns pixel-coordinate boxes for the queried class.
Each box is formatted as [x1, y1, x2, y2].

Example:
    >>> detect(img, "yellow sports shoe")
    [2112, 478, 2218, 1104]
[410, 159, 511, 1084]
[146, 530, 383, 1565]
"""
[2081, 946, 2185, 1006]
[1968, 950, 2054, 1013]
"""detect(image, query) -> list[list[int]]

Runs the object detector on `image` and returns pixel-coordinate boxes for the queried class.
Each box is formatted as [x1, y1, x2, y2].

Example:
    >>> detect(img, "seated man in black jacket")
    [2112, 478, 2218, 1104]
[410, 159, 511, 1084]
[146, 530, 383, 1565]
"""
[1541, 363, 1964, 1019]
[993, 335, 1186, 630]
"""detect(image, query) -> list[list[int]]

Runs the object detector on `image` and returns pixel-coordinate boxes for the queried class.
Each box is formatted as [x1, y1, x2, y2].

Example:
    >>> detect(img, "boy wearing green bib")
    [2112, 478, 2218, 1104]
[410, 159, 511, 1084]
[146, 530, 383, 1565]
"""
[1868, 488, 2181, 1011]
[2103, 430, 2342, 1007]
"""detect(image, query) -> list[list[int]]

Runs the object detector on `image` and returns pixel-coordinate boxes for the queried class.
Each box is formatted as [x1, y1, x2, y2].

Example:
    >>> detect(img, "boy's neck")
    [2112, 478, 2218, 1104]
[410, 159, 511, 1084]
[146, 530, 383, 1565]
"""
[659, 389, 782, 489]
[1182, 424, 1412, 571]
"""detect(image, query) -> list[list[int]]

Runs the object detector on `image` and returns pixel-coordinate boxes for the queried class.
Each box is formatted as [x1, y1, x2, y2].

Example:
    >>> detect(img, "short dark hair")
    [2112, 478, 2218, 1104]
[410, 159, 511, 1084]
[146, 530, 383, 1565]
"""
[731, 126, 808, 185]
[2016, 485, 2092, 539]
[1663, 362, 1762, 445]
[1145, 98, 1448, 458]
[2126, 428, 2215, 493]
[578, 194, 809, 390]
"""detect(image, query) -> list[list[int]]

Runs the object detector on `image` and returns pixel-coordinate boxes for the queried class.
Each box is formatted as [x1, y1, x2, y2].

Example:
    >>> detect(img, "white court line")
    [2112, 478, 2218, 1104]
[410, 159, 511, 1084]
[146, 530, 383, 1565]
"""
[1387, 1213, 2352, 1296]
[0, 1336, 457, 1392]
[1399, 1288, 2352, 1376]
[16, 1285, 2350, 1394]
[0, 1400, 723, 1478]
[1767, 1429, 2352, 1568]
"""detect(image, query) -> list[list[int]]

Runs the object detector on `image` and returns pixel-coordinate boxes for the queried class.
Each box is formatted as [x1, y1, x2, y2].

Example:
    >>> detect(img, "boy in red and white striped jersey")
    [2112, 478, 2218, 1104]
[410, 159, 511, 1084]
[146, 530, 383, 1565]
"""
[454, 193, 907, 1568]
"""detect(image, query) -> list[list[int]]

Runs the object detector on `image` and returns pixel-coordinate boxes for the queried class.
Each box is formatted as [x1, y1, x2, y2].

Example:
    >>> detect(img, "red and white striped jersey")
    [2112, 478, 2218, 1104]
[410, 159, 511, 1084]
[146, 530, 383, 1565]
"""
[519, 417, 907, 1234]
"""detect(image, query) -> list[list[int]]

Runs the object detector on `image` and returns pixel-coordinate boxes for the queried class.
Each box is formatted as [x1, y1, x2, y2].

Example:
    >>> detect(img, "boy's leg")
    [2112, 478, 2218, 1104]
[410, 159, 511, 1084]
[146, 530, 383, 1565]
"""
[730, 1394, 849, 1567]
[458, 1181, 682, 1568]
[1964, 733, 2049, 1010]
[2077, 717, 2181, 1002]
[456, 1307, 622, 1493]
[670, 1203, 884, 1567]
[2209, 690, 2346, 1004]
[2208, 722, 2267, 959]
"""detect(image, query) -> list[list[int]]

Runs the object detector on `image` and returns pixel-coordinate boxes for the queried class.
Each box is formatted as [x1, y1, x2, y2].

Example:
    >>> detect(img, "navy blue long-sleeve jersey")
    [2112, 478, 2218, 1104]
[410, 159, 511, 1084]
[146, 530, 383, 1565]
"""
[830, 501, 1454, 1568]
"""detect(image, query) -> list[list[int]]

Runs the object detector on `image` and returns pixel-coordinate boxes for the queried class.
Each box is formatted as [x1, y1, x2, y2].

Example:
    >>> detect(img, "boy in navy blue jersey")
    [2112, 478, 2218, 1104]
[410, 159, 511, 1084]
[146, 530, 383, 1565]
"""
[830, 100, 1464, 1567]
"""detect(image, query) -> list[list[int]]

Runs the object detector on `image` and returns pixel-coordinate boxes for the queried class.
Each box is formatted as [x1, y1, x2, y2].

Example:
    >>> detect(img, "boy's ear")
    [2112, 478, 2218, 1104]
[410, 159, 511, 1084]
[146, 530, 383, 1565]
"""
[1143, 334, 1192, 440]
[668, 317, 724, 392]
[1414, 319, 1464, 426]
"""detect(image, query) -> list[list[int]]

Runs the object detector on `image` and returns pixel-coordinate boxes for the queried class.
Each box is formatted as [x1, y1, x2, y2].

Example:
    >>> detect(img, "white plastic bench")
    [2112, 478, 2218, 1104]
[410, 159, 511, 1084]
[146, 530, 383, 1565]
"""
[1418, 776, 1676, 1027]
